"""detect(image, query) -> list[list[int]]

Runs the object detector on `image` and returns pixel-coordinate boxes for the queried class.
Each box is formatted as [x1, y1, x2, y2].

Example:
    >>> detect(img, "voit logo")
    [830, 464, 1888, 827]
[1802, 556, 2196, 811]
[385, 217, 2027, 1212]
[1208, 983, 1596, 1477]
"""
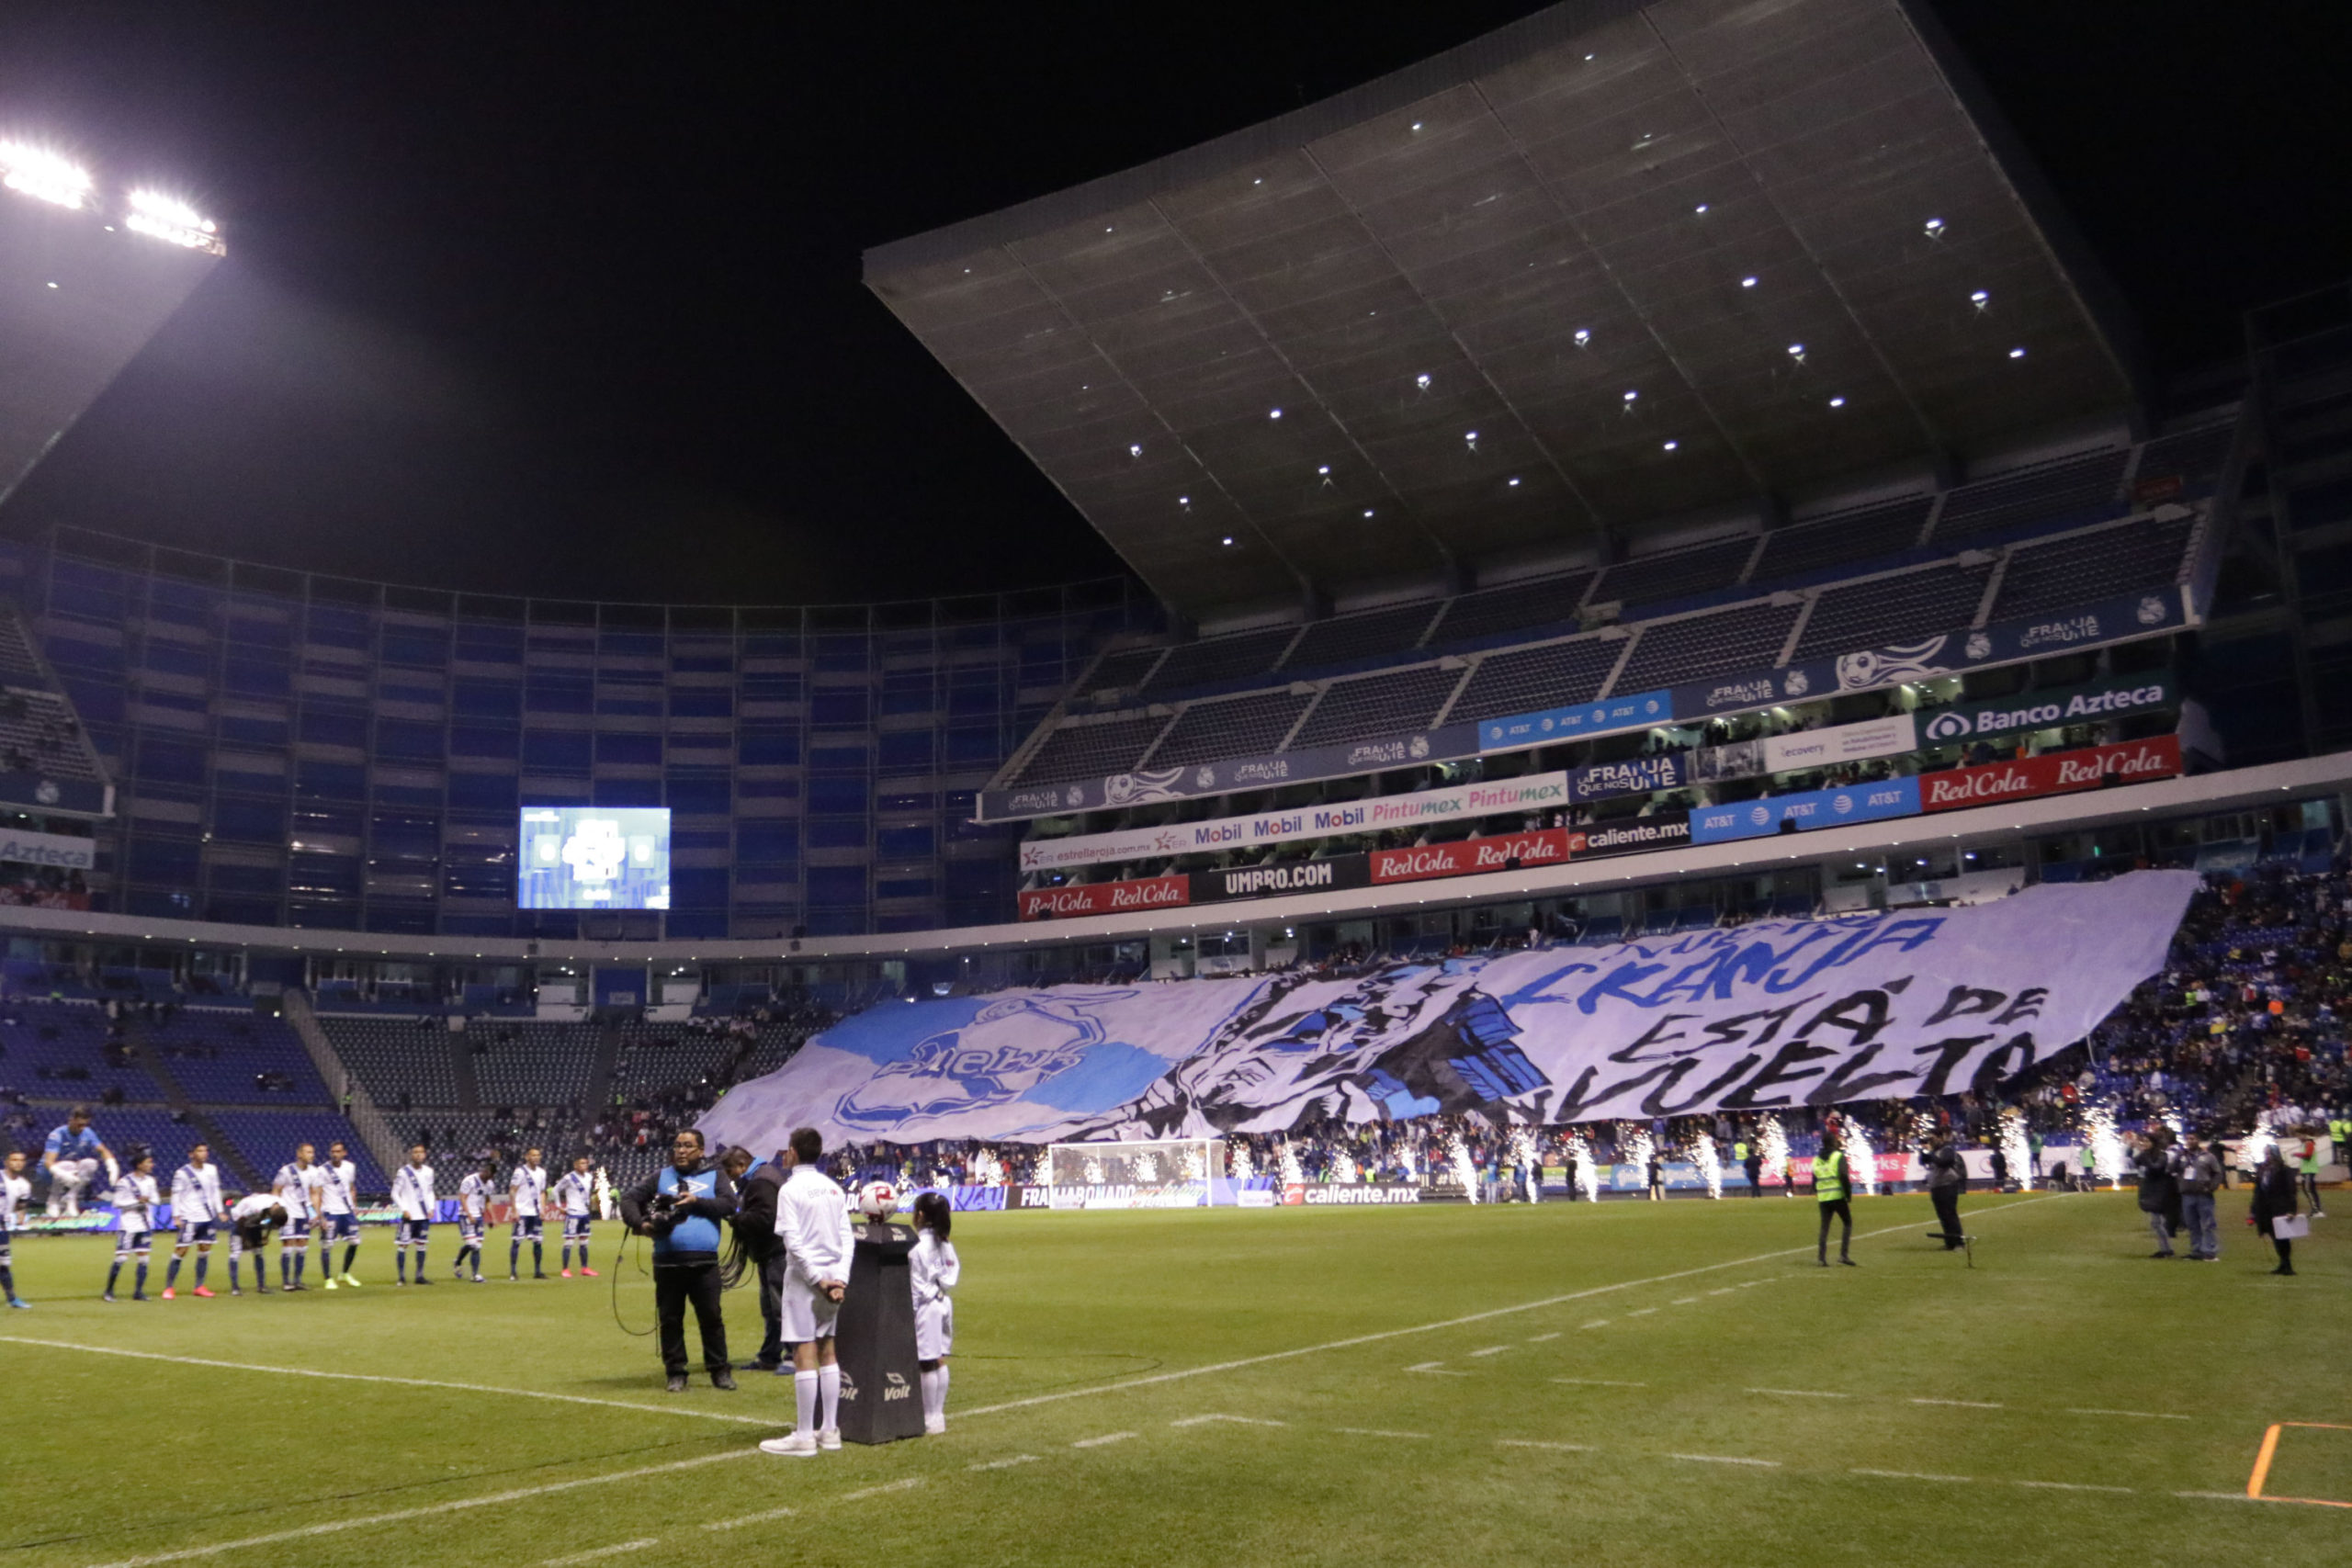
[884, 1371, 913, 1403]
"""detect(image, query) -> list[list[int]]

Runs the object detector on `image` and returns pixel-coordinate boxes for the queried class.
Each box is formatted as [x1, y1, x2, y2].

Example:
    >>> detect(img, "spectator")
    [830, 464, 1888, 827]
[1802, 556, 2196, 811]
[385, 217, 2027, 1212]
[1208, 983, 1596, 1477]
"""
[2177, 1131, 2222, 1261]
[2250, 1144, 2301, 1277]
[2134, 1131, 2177, 1258]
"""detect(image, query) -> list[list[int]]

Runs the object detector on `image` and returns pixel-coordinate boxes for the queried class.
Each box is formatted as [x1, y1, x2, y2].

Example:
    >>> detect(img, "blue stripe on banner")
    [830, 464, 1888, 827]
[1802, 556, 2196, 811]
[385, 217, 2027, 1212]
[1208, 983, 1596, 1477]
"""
[1689, 776, 1921, 844]
[1479, 689, 1672, 751]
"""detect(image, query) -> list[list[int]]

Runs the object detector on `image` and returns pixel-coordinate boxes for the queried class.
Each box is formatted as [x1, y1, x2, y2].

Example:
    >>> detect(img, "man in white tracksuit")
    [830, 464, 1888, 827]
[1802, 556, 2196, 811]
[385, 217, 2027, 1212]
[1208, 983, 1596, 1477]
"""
[759, 1127, 854, 1460]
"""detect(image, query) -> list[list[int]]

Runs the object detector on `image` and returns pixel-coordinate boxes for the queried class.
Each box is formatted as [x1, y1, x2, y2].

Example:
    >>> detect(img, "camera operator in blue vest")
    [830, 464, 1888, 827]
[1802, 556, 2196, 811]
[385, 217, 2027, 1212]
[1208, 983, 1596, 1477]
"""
[618, 1128, 738, 1393]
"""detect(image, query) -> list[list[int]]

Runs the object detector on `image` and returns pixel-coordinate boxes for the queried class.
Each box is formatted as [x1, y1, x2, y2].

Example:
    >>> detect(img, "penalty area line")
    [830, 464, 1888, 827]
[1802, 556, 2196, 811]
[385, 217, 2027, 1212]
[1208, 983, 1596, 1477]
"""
[951, 1196, 2056, 1426]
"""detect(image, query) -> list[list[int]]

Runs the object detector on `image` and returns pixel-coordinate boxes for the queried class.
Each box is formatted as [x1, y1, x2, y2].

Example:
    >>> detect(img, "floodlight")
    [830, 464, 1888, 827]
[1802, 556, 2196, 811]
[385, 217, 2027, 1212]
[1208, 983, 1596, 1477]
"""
[0, 142, 93, 210]
[1178, 494, 1191, 505]
[125, 187, 222, 252]
[1787, 343, 1805, 357]
[1507, 477, 1521, 487]
[1363, 508, 1375, 518]
[1464, 430, 1478, 443]
[1127, 443, 1142, 457]
[1662, 440, 1679, 452]
[1622, 389, 1638, 402]
[1411, 122, 1423, 131]
[1316, 464, 1330, 475]
[1220, 536, 1236, 547]
[1269, 407, 1282, 420]
[1828, 396, 1847, 409]
[1923, 217, 1946, 237]
[1415, 372, 1431, 389]
[1740, 276, 1758, 288]
[1573, 328, 1591, 346]
[2007, 346, 2026, 359]
[1693, 203, 1709, 215]
[1970, 288, 1990, 306]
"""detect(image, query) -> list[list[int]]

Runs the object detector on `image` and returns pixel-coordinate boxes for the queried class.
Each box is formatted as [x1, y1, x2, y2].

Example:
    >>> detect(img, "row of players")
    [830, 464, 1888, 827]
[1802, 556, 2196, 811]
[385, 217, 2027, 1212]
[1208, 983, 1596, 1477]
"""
[0, 1139, 604, 1305]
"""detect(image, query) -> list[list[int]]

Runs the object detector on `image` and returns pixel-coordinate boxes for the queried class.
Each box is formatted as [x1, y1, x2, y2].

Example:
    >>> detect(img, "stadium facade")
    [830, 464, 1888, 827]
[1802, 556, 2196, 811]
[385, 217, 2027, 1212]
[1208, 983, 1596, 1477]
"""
[3, 0, 2351, 1186]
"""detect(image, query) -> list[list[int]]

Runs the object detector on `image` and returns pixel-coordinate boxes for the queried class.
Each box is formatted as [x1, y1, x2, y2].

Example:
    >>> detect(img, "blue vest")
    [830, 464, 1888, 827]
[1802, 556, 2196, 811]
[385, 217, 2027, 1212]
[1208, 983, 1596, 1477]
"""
[656, 1166, 721, 1257]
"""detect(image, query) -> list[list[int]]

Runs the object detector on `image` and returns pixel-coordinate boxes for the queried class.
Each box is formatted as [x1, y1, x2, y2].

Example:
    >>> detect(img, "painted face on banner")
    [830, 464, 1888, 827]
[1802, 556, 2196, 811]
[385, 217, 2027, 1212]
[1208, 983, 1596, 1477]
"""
[835, 992, 1129, 1130]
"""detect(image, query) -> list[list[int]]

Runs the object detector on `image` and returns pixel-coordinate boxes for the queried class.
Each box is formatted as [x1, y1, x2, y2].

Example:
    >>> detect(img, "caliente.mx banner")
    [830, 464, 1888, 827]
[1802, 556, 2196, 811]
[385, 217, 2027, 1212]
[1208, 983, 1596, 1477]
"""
[698, 872, 2196, 1149]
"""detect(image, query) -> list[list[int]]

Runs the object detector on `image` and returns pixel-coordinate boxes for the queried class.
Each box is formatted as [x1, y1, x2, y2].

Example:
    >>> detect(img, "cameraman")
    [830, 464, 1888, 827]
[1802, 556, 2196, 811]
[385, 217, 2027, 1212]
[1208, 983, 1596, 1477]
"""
[618, 1128, 738, 1393]
[723, 1145, 789, 1372]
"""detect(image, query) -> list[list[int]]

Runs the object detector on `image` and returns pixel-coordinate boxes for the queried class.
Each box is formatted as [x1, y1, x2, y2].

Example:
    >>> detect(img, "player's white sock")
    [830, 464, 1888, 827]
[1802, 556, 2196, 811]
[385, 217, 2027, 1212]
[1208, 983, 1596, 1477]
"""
[817, 1364, 840, 1431]
[793, 1371, 818, 1437]
[935, 1362, 949, 1416]
[921, 1368, 941, 1419]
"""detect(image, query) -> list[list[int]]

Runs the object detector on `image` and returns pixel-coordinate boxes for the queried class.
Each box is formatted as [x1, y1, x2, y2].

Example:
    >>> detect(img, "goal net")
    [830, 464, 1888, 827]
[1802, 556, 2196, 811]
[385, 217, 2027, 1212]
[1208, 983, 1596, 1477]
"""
[1043, 1138, 1221, 1210]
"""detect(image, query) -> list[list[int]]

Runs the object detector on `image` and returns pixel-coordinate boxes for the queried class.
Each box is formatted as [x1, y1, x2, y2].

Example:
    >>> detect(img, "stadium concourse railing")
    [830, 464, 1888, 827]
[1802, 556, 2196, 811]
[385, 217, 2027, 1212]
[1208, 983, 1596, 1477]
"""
[0, 750, 2346, 967]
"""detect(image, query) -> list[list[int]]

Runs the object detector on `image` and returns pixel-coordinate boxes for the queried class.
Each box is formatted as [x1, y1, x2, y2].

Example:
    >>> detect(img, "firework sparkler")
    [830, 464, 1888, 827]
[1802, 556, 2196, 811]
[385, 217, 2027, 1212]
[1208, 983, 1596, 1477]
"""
[1997, 1107, 2032, 1191]
[1443, 1129, 1478, 1203]
[1758, 1115, 1792, 1195]
[2081, 1103, 2126, 1189]
[1690, 1131, 1723, 1199]
[1562, 1130, 1601, 1201]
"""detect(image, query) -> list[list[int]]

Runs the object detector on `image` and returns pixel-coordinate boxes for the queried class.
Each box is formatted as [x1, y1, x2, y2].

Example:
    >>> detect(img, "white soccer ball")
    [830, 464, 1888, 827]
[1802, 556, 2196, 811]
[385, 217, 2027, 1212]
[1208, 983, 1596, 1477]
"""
[855, 1180, 899, 1220]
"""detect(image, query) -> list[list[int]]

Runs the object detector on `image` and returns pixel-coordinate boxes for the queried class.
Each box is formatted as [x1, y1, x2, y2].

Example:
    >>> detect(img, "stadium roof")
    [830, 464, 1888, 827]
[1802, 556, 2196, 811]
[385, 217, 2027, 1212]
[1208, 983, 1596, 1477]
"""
[865, 0, 2142, 622]
[0, 192, 221, 511]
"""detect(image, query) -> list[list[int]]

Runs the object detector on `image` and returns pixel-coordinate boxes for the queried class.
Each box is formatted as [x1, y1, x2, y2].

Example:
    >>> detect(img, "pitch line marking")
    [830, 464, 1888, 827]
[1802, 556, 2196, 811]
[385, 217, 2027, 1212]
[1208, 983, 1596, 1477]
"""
[2174, 1491, 2259, 1502]
[75, 1450, 757, 1568]
[1580, 1319, 1611, 1329]
[939, 1200, 2062, 1425]
[1670, 1452, 1780, 1468]
[2016, 1480, 2132, 1495]
[1498, 1439, 1597, 1453]
[542, 1542, 658, 1567]
[2068, 1407, 2189, 1421]
[1852, 1469, 1969, 1483]
[1526, 1332, 1562, 1343]
[1404, 1361, 1468, 1376]
[1335, 1427, 1430, 1439]
[1707, 1287, 1740, 1296]
[702, 1506, 797, 1531]
[1552, 1378, 1646, 1389]
[1170, 1414, 1285, 1428]
[1627, 1308, 1659, 1317]
[840, 1479, 922, 1502]
[1750, 1388, 1850, 1399]
[1468, 1346, 1511, 1357]
[1670, 1296, 1702, 1305]
[967, 1455, 1040, 1472]
[0, 1336, 773, 1429]
[1913, 1397, 2002, 1409]
[1071, 1431, 1136, 1448]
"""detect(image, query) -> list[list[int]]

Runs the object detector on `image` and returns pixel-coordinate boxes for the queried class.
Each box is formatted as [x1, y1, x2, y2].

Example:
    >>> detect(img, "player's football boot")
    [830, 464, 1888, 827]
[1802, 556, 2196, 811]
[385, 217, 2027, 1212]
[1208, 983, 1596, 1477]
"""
[560, 1268, 572, 1278]
[580, 1267, 599, 1277]
[759, 1433, 818, 1458]
[818, 1427, 842, 1451]
[161, 1287, 176, 1299]
[192, 1286, 215, 1298]
[340, 1274, 361, 1287]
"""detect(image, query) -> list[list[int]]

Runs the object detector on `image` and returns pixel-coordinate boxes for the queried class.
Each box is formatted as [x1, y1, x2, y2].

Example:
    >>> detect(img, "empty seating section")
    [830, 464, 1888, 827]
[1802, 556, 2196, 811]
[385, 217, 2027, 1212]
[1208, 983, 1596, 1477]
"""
[1013, 715, 1170, 786]
[1281, 602, 1441, 671]
[141, 1010, 329, 1105]
[1591, 536, 1755, 611]
[610, 1023, 736, 1100]
[1140, 626, 1298, 694]
[1148, 691, 1314, 770]
[1081, 646, 1167, 694]
[319, 1015, 462, 1108]
[0, 690, 105, 781]
[1992, 518, 2194, 622]
[0, 608, 50, 686]
[1614, 600, 1803, 692]
[1450, 637, 1623, 725]
[0, 1001, 160, 1100]
[405, 1110, 576, 1166]
[1750, 496, 1931, 583]
[1428, 571, 1595, 646]
[1931, 448, 2129, 543]
[2134, 423, 2236, 494]
[208, 1110, 386, 1190]
[1793, 561, 1995, 660]
[1290, 664, 1464, 750]
[469, 1021, 598, 1107]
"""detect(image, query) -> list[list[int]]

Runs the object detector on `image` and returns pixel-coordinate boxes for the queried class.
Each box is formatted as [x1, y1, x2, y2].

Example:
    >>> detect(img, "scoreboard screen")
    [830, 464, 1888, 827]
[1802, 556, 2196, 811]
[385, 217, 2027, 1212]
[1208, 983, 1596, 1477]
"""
[517, 807, 670, 909]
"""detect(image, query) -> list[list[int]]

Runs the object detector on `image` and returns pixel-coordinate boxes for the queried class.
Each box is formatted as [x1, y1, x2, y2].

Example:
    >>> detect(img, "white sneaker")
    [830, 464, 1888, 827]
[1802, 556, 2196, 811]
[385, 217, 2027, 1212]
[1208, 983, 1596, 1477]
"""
[759, 1433, 819, 1458]
[818, 1427, 842, 1451]
[923, 1415, 946, 1436]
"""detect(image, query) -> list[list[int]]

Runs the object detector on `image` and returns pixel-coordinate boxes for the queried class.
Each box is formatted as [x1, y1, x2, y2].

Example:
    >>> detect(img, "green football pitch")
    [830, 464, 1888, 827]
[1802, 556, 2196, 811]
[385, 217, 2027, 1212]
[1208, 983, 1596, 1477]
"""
[3, 1190, 2345, 1568]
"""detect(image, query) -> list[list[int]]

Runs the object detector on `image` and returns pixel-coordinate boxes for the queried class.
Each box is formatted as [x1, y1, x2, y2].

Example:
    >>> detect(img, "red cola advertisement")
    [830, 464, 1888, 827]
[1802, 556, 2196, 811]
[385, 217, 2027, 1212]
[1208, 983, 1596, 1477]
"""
[1919, 734, 2181, 814]
[1371, 827, 1572, 885]
[1017, 875, 1190, 920]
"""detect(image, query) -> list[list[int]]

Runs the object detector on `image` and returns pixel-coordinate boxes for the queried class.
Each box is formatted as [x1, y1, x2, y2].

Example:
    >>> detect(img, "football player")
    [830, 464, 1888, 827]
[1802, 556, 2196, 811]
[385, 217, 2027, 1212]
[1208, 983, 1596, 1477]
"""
[1, 1148, 32, 1308]
[104, 1152, 162, 1302]
[317, 1141, 363, 1289]
[454, 1156, 495, 1281]
[163, 1144, 227, 1299]
[553, 1154, 598, 1277]
[226, 1192, 288, 1295]
[273, 1144, 319, 1291]
[508, 1147, 549, 1280]
[391, 1145, 437, 1285]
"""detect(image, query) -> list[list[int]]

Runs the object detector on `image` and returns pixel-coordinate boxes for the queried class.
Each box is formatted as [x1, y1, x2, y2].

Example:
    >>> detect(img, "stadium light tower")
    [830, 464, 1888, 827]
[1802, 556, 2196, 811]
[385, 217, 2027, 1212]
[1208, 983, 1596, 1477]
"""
[126, 188, 224, 255]
[0, 141, 94, 210]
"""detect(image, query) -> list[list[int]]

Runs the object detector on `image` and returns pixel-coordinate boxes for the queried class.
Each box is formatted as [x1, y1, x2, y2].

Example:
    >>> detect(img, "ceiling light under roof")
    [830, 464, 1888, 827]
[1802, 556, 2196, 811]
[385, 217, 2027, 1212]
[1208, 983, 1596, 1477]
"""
[1573, 328, 1591, 346]
[1787, 343, 1805, 358]
[1316, 464, 1330, 476]
[2008, 346, 2027, 359]
[1694, 203, 1709, 215]
[1127, 443, 1142, 457]
[1508, 477, 1521, 487]
[1662, 440, 1679, 452]
[1970, 288, 1990, 305]
[1411, 121, 1423, 132]
[1178, 495, 1191, 506]
[1924, 216, 1946, 237]
[1740, 276, 1758, 289]
[1268, 407, 1283, 420]
[1363, 508, 1375, 518]
[1220, 536, 1236, 547]
[1623, 389, 1639, 402]
[1828, 396, 1847, 409]
[1415, 372, 1431, 389]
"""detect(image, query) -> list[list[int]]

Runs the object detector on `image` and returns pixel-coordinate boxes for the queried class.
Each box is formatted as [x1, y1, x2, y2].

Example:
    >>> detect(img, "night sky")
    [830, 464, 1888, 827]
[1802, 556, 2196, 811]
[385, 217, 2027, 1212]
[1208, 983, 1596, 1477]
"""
[0, 2, 2346, 607]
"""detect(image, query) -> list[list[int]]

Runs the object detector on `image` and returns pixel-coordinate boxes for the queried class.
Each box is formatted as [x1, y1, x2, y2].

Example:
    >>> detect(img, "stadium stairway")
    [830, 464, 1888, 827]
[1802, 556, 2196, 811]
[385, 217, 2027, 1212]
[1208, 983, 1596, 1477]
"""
[279, 990, 404, 1179]
[577, 1017, 626, 1136]
[119, 1015, 263, 1190]
[449, 1027, 483, 1112]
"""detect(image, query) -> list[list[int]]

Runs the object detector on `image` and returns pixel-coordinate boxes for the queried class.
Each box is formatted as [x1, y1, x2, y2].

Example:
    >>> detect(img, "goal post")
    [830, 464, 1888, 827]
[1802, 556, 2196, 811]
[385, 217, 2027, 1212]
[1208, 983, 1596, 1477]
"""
[1043, 1138, 1222, 1210]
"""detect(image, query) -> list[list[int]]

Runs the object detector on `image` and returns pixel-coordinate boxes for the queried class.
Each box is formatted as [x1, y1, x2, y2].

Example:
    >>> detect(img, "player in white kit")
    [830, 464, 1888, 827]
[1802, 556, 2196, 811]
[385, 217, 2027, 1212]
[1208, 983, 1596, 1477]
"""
[273, 1145, 318, 1291]
[104, 1152, 162, 1302]
[391, 1145, 438, 1285]
[1, 1149, 32, 1308]
[163, 1144, 227, 1300]
[910, 1190, 960, 1434]
[317, 1141, 363, 1289]
[759, 1127, 854, 1459]
[509, 1148, 549, 1280]
[226, 1192, 288, 1294]
[554, 1155, 597, 1277]
[454, 1157, 495, 1281]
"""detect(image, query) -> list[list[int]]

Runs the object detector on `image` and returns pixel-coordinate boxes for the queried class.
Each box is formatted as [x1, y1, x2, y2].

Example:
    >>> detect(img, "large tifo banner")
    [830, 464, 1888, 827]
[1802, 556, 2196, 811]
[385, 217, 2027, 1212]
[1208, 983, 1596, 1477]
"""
[701, 873, 2196, 1149]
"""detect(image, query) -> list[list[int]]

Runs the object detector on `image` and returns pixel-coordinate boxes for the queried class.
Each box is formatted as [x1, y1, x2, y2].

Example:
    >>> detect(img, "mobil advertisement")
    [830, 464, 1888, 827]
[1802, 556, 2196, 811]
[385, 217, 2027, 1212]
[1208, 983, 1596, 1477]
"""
[1478, 688, 1672, 751]
[1017, 771, 1566, 872]
[1690, 777, 1922, 845]
[1914, 672, 2177, 745]
[1018, 875, 1190, 920]
[1919, 735, 2183, 813]
[1372, 828, 1572, 886]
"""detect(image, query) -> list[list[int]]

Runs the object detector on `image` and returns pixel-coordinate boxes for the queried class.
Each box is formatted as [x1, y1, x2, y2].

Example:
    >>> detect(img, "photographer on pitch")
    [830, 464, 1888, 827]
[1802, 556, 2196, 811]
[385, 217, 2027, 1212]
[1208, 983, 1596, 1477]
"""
[618, 1128, 738, 1393]
[723, 1145, 789, 1372]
